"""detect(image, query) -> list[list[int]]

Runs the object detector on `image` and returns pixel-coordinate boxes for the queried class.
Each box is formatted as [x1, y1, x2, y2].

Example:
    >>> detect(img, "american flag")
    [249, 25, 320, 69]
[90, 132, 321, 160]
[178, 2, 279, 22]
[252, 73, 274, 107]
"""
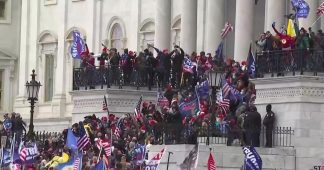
[19, 146, 27, 162]
[96, 139, 111, 157]
[220, 22, 233, 39]
[77, 122, 90, 150]
[217, 98, 230, 114]
[134, 96, 143, 119]
[114, 127, 121, 139]
[103, 95, 108, 111]
[317, 2, 324, 15]
[207, 152, 216, 170]
[222, 82, 231, 98]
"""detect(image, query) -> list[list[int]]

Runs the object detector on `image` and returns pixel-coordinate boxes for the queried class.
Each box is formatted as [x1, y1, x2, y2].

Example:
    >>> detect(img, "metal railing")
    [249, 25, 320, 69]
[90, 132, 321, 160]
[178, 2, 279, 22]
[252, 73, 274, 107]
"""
[197, 126, 294, 147]
[73, 65, 225, 91]
[255, 49, 324, 78]
[152, 124, 294, 147]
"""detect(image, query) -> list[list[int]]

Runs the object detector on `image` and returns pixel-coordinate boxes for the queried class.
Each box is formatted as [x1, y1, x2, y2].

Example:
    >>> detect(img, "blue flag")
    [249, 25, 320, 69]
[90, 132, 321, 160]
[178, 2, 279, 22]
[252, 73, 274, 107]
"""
[70, 31, 85, 59]
[66, 128, 78, 151]
[196, 80, 209, 99]
[179, 96, 200, 117]
[133, 144, 146, 166]
[243, 146, 262, 170]
[1, 148, 11, 167]
[247, 45, 256, 78]
[291, 0, 310, 18]
[94, 160, 104, 170]
[215, 42, 224, 62]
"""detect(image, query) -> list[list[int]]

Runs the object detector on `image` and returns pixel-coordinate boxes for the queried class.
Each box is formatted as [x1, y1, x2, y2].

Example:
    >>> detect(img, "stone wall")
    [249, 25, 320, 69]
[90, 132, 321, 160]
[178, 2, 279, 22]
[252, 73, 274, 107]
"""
[253, 76, 324, 170]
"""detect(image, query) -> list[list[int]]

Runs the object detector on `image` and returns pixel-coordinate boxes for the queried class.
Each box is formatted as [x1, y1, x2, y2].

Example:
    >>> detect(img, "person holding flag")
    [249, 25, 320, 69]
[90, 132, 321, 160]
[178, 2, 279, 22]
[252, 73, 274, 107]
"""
[242, 146, 262, 170]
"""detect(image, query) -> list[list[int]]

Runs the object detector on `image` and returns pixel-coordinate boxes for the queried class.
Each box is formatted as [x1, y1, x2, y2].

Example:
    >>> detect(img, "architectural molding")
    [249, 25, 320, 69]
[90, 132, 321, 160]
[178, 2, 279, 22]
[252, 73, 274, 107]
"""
[43, 0, 57, 6]
[254, 76, 324, 104]
[139, 18, 155, 33]
[65, 27, 87, 41]
[38, 30, 58, 44]
[106, 16, 127, 48]
[171, 15, 181, 30]
[71, 89, 157, 115]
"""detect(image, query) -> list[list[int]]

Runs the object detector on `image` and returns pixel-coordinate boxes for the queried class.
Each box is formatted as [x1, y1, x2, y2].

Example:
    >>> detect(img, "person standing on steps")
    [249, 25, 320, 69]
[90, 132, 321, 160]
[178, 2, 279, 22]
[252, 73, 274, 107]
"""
[263, 104, 276, 147]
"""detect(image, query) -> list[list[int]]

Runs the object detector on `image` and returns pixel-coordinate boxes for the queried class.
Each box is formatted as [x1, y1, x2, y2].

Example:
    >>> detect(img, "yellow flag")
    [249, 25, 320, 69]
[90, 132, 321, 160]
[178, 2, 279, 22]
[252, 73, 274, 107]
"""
[287, 19, 296, 37]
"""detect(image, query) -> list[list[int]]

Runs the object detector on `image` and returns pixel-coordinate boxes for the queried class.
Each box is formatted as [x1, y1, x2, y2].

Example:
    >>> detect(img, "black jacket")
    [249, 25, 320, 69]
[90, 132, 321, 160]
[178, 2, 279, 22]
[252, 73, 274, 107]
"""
[243, 111, 261, 133]
[263, 111, 275, 129]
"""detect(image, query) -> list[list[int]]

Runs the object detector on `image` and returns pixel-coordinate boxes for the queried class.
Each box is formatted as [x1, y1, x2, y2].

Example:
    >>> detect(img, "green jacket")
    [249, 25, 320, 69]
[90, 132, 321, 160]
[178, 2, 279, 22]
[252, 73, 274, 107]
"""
[296, 35, 310, 50]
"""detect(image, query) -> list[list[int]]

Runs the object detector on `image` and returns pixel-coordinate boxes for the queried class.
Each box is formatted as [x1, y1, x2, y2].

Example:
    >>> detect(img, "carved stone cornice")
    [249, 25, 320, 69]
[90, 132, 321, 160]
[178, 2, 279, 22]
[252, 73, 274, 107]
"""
[71, 89, 157, 114]
[253, 76, 324, 104]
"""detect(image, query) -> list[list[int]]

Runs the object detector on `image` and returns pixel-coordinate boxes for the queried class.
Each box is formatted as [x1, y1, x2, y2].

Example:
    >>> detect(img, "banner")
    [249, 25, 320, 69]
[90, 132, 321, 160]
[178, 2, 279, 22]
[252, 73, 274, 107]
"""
[196, 80, 209, 99]
[157, 91, 169, 109]
[133, 144, 146, 166]
[291, 0, 310, 18]
[179, 145, 199, 170]
[20, 143, 39, 164]
[144, 148, 165, 170]
[179, 96, 200, 117]
[243, 146, 262, 170]
[70, 31, 85, 59]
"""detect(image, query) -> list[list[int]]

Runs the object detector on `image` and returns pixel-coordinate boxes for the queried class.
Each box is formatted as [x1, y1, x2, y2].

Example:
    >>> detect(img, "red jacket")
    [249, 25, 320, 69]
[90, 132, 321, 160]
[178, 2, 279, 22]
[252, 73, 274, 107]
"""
[272, 25, 294, 49]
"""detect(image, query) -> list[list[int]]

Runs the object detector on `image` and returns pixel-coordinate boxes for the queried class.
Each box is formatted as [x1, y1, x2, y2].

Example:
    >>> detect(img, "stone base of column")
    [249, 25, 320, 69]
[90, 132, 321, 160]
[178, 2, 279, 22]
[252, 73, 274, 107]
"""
[51, 94, 67, 118]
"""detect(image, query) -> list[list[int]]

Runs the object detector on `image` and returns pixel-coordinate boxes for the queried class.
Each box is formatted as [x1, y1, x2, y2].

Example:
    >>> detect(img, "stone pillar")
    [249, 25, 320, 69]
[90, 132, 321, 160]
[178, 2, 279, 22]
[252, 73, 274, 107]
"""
[205, 0, 225, 54]
[51, 0, 67, 117]
[16, 0, 30, 103]
[154, 0, 171, 50]
[264, 0, 286, 33]
[180, 0, 197, 53]
[299, 0, 319, 31]
[234, 0, 254, 62]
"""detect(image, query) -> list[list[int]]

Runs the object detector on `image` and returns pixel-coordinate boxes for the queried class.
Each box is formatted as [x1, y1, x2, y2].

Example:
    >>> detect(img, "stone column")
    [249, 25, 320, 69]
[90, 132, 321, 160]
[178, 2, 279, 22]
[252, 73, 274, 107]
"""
[16, 0, 30, 103]
[180, 0, 197, 53]
[154, 0, 171, 50]
[299, 0, 319, 31]
[51, 0, 67, 117]
[205, 0, 225, 54]
[264, 0, 286, 33]
[234, 0, 254, 62]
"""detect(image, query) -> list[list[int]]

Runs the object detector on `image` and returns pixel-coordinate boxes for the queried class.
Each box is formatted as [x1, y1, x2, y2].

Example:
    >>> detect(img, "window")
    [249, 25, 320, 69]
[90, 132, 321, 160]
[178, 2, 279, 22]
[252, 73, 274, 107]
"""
[45, 54, 54, 101]
[111, 23, 123, 52]
[139, 20, 155, 51]
[0, 0, 11, 23]
[0, 1, 6, 19]
[172, 18, 181, 46]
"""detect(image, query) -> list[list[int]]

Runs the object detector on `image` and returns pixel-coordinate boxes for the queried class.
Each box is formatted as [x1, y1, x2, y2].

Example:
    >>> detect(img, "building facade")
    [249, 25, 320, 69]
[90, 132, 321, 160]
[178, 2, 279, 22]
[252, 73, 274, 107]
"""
[0, 0, 322, 126]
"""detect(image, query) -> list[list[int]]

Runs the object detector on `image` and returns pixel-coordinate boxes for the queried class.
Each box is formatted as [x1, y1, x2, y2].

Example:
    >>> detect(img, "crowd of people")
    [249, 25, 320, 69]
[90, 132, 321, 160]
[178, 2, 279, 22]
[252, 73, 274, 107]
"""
[255, 21, 324, 75]
[0, 52, 278, 169]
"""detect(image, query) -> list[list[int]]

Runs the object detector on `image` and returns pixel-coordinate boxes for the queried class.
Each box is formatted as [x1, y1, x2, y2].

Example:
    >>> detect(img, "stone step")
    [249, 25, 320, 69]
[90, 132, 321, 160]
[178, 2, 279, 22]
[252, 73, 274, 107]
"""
[147, 144, 295, 170]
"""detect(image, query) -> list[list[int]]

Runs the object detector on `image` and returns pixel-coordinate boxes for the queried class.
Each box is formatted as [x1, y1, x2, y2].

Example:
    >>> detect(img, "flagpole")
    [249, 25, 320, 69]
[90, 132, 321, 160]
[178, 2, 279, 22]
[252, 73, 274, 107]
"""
[10, 133, 16, 163]
[98, 145, 103, 159]
[166, 151, 173, 170]
[311, 15, 323, 28]
[0, 146, 3, 166]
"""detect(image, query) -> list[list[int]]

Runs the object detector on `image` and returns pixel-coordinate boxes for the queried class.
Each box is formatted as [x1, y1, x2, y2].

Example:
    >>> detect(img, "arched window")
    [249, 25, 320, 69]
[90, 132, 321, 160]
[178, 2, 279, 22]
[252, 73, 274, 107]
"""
[111, 23, 123, 52]
[106, 17, 126, 53]
[38, 30, 58, 102]
[171, 16, 181, 46]
[139, 19, 155, 51]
